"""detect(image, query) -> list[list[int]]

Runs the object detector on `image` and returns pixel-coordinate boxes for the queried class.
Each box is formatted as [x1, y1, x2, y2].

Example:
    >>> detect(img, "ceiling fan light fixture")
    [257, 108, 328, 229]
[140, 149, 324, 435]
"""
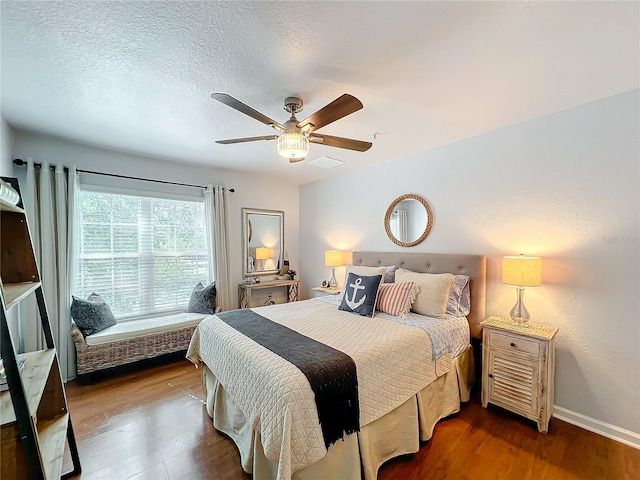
[277, 132, 309, 159]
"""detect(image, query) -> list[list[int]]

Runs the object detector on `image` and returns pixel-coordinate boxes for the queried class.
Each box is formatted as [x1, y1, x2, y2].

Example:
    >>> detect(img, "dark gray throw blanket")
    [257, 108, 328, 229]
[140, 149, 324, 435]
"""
[216, 309, 360, 448]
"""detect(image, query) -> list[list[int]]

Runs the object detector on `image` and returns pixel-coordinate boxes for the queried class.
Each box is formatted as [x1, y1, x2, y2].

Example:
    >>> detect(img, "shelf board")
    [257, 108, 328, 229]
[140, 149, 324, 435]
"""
[0, 199, 24, 213]
[2, 281, 41, 310]
[38, 412, 69, 480]
[0, 349, 56, 426]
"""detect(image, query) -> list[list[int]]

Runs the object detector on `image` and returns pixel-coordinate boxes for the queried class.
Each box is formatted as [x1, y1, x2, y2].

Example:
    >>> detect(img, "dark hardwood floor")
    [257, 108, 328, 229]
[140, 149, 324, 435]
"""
[63, 357, 640, 480]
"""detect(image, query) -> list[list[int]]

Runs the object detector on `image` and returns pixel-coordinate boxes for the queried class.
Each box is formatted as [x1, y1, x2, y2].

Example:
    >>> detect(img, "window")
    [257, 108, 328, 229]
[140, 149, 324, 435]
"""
[74, 189, 209, 319]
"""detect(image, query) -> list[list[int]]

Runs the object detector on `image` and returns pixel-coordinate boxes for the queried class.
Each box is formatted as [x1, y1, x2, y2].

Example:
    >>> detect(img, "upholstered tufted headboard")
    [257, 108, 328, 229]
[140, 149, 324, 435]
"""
[351, 251, 487, 338]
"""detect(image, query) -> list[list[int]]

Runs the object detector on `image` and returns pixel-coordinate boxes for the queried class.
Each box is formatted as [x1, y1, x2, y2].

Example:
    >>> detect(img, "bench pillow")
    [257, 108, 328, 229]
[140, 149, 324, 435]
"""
[71, 292, 117, 336]
[187, 282, 217, 314]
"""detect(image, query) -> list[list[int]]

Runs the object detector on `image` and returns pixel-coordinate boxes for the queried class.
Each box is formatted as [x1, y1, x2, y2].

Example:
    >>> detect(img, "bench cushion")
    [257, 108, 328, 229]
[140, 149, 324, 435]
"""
[85, 312, 207, 346]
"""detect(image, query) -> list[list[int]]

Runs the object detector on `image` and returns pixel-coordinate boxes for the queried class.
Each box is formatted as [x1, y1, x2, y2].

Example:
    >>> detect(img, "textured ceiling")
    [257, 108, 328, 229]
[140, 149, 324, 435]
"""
[1, 1, 638, 185]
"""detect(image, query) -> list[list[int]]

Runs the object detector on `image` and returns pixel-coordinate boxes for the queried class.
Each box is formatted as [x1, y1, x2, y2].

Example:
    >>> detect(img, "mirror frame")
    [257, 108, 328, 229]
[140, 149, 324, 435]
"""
[242, 208, 285, 277]
[384, 194, 433, 247]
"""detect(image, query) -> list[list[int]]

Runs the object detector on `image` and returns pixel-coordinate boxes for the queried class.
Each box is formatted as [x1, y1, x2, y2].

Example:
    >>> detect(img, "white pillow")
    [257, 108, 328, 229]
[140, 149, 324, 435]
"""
[395, 269, 455, 318]
[340, 265, 386, 296]
[346, 265, 387, 277]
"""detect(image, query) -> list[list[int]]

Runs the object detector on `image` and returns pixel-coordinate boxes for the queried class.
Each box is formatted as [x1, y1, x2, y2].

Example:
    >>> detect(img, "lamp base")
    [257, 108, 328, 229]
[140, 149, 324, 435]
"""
[510, 315, 530, 327]
[328, 267, 338, 289]
[510, 287, 530, 327]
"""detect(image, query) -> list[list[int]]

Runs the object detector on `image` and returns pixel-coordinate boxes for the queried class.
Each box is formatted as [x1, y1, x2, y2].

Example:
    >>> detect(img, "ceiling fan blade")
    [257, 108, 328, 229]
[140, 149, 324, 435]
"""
[216, 135, 278, 145]
[211, 93, 286, 131]
[309, 133, 372, 152]
[297, 94, 363, 133]
[289, 157, 305, 164]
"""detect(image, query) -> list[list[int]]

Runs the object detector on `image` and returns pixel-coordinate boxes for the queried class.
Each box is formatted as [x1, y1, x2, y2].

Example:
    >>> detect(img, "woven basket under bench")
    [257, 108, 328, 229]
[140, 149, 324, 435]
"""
[70, 323, 197, 378]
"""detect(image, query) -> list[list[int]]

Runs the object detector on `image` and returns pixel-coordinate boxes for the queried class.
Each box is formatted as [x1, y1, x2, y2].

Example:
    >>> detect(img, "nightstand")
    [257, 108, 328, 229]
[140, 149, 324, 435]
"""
[481, 316, 559, 433]
[312, 286, 341, 298]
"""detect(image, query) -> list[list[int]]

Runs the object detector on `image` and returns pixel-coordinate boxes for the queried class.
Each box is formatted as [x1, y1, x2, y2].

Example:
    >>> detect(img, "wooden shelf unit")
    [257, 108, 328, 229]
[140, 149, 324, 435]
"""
[1, 176, 81, 479]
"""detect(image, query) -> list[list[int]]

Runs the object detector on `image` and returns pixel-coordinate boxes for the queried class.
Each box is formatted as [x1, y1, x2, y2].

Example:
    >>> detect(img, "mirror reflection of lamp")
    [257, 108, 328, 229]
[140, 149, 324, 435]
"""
[255, 247, 271, 271]
[325, 250, 344, 289]
[502, 255, 542, 327]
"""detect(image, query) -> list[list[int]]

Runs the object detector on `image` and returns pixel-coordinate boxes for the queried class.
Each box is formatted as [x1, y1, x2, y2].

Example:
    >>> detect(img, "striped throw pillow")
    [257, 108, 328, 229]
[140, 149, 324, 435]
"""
[376, 281, 418, 318]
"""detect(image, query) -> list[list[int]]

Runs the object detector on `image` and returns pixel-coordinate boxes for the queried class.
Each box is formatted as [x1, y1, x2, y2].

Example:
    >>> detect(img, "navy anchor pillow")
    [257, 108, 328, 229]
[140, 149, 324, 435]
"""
[339, 273, 383, 317]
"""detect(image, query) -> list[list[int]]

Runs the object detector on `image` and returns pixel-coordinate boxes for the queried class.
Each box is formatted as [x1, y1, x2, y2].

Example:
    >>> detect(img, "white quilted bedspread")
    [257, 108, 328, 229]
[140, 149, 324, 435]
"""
[186, 299, 454, 480]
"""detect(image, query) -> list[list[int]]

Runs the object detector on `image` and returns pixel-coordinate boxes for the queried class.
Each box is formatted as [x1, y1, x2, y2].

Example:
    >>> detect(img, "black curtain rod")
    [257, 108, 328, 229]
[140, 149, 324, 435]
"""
[12, 159, 235, 192]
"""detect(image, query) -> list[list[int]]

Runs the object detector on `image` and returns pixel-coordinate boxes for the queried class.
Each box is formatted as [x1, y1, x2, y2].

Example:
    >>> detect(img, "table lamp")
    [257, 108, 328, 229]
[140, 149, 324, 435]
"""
[255, 247, 271, 271]
[325, 250, 343, 289]
[502, 255, 542, 327]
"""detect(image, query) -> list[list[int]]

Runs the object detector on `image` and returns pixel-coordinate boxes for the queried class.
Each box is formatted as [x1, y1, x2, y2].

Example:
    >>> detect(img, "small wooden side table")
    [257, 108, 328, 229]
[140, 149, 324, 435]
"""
[238, 279, 300, 309]
[481, 316, 559, 433]
[312, 286, 341, 298]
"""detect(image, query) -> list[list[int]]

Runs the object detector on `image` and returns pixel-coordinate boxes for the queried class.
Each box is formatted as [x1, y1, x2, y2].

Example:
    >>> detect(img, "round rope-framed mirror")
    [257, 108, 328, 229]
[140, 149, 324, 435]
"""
[384, 194, 433, 247]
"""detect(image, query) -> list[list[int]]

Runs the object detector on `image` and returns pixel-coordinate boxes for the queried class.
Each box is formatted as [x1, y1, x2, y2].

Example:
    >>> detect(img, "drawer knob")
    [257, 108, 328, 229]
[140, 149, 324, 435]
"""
[510, 342, 516, 347]
[488, 374, 494, 378]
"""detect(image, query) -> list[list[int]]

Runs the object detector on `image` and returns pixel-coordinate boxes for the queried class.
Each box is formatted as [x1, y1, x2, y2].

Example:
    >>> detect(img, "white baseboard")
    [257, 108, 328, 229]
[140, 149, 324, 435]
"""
[554, 405, 640, 450]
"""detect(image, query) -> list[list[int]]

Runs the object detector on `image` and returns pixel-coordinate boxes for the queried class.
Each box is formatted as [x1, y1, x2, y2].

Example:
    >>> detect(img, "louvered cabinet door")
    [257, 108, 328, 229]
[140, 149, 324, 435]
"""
[480, 317, 558, 434]
[487, 348, 539, 417]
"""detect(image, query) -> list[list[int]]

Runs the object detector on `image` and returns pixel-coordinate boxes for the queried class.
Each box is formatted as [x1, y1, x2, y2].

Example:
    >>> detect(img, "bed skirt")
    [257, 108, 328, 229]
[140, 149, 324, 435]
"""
[201, 344, 475, 480]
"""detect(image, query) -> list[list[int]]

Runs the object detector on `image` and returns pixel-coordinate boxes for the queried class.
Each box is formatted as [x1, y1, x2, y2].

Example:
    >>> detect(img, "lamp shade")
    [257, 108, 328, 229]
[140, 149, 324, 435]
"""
[255, 247, 271, 260]
[502, 255, 542, 287]
[325, 250, 343, 267]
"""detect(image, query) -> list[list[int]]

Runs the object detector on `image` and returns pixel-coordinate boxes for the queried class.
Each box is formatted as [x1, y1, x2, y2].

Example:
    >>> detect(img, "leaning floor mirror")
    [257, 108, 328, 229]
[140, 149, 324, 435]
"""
[242, 208, 284, 277]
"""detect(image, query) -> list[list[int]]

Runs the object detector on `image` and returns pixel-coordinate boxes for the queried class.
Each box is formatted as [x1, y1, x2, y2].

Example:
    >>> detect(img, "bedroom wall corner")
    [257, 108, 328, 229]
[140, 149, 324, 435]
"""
[299, 89, 640, 439]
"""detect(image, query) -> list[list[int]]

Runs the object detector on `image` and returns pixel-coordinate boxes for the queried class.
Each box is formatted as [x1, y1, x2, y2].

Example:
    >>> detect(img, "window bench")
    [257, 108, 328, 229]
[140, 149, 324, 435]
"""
[70, 312, 208, 381]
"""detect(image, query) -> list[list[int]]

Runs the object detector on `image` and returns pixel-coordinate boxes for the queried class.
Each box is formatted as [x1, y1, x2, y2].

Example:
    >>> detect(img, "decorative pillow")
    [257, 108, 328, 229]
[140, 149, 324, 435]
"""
[395, 269, 455, 318]
[447, 275, 471, 317]
[384, 265, 396, 283]
[340, 265, 386, 296]
[71, 292, 117, 336]
[376, 281, 418, 318]
[187, 282, 217, 314]
[339, 273, 383, 317]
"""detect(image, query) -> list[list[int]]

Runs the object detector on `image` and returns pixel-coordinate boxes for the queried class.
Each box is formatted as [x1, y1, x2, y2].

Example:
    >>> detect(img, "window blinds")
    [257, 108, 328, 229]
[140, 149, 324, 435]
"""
[74, 189, 209, 319]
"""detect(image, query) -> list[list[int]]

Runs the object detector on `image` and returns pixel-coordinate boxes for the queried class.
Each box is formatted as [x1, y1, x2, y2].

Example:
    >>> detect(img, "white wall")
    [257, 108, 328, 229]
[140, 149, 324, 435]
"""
[11, 130, 300, 309]
[300, 90, 640, 436]
[1, 116, 13, 175]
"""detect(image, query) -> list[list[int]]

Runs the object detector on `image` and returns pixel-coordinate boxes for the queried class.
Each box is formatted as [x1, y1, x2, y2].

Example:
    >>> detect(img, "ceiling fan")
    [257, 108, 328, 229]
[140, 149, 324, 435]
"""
[211, 93, 373, 163]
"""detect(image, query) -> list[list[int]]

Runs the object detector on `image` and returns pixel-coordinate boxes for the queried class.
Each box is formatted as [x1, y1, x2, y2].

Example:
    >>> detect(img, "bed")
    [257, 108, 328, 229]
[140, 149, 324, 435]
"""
[187, 251, 486, 480]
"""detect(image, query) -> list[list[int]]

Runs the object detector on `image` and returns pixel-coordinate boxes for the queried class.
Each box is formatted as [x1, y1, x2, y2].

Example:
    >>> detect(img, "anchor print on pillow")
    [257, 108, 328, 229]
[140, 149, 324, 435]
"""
[338, 273, 383, 317]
